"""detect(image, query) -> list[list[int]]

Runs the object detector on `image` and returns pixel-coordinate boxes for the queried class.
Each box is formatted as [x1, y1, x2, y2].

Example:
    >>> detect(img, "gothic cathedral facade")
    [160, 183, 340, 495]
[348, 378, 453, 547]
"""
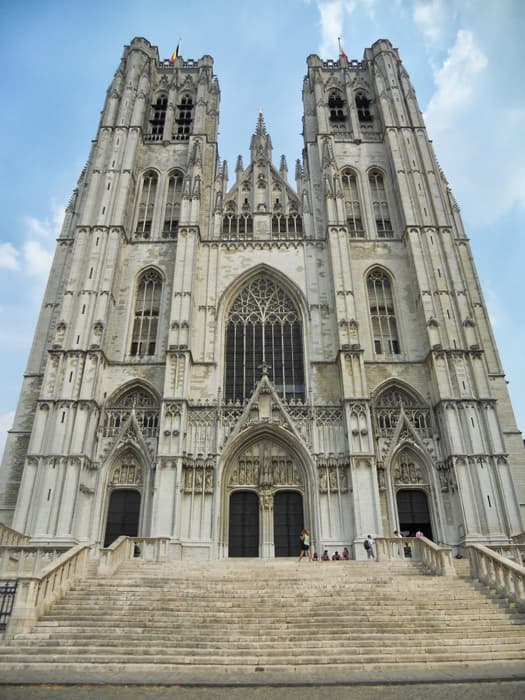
[1, 37, 523, 558]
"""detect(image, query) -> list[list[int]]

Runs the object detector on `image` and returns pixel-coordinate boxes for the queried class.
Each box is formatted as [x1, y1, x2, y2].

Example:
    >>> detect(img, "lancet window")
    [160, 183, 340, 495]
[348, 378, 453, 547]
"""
[328, 91, 346, 122]
[225, 278, 305, 403]
[222, 211, 254, 239]
[271, 213, 303, 239]
[373, 386, 431, 440]
[369, 170, 393, 238]
[147, 94, 167, 142]
[175, 94, 194, 141]
[135, 171, 158, 239]
[341, 170, 364, 238]
[355, 92, 373, 122]
[367, 268, 400, 356]
[163, 170, 183, 239]
[130, 268, 162, 357]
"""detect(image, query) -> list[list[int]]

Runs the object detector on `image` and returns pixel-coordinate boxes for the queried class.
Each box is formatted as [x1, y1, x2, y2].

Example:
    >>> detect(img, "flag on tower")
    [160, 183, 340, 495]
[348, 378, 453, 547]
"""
[338, 37, 348, 61]
[169, 40, 181, 64]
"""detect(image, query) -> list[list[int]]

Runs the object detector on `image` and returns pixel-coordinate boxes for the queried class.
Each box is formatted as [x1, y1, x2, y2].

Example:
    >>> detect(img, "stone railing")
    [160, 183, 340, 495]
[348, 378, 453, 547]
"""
[488, 544, 525, 567]
[0, 523, 30, 547]
[467, 543, 525, 608]
[376, 536, 455, 576]
[0, 546, 70, 576]
[97, 537, 170, 576]
[5, 544, 90, 638]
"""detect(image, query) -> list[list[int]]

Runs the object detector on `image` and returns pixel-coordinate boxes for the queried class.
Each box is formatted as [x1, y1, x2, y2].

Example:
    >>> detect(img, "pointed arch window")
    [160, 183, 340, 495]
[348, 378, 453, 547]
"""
[341, 170, 364, 238]
[355, 92, 372, 122]
[328, 91, 346, 122]
[135, 171, 158, 239]
[163, 170, 183, 238]
[225, 278, 305, 402]
[147, 94, 167, 142]
[369, 170, 393, 238]
[175, 94, 194, 141]
[367, 268, 400, 356]
[130, 269, 162, 356]
[103, 385, 160, 438]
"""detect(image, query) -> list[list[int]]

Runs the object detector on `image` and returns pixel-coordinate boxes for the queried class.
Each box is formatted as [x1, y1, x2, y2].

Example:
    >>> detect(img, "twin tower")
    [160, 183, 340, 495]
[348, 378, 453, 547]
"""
[1, 37, 523, 558]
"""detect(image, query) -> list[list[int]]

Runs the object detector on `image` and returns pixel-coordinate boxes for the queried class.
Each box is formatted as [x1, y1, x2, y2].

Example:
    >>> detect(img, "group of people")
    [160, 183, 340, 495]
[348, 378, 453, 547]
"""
[299, 528, 374, 561]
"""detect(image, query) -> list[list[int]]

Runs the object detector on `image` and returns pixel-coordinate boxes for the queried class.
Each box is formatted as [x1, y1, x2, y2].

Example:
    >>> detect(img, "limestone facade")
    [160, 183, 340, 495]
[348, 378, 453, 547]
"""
[0, 37, 523, 558]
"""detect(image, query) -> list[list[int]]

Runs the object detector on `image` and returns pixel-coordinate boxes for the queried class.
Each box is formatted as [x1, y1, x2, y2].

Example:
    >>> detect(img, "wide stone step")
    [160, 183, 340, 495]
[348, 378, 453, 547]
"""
[0, 649, 524, 666]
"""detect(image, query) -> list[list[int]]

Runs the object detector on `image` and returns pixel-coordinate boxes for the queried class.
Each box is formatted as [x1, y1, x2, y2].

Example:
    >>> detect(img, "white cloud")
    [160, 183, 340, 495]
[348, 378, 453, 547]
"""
[22, 199, 65, 240]
[318, 1, 345, 58]
[0, 411, 15, 460]
[0, 243, 20, 270]
[23, 240, 54, 278]
[424, 29, 488, 135]
[413, 0, 448, 44]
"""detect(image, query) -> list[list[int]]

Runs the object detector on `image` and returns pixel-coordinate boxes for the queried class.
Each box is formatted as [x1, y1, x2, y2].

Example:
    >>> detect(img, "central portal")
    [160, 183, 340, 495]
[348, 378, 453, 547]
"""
[225, 438, 307, 558]
[274, 491, 304, 556]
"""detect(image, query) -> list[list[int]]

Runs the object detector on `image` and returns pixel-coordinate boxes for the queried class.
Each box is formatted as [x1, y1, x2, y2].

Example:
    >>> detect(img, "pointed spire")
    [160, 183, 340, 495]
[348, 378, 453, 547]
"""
[279, 155, 288, 181]
[250, 111, 273, 164]
[235, 155, 244, 183]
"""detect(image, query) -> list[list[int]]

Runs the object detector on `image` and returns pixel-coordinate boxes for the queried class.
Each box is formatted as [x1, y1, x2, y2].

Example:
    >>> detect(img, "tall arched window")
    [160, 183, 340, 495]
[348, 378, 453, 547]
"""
[148, 94, 167, 141]
[175, 94, 194, 141]
[328, 91, 346, 122]
[163, 170, 183, 238]
[341, 170, 364, 238]
[355, 92, 372, 122]
[135, 171, 158, 239]
[367, 268, 400, 355]
[369, 169, 393, 238]
[130, 269, 162, 356]
[225, 278, 304, 402]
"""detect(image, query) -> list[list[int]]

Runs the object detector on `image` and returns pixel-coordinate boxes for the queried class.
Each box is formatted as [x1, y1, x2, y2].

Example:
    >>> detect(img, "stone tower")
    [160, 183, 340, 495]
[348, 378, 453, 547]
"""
[0, 37, 523, 557]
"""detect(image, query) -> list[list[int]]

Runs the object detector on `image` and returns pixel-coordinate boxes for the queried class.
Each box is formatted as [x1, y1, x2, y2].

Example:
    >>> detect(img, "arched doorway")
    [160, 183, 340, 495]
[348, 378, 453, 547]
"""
[397, 489, 432, 539]
[228, 491, 259, 557]
[274, 491, 304, 557]
[104, 489, 141, 547]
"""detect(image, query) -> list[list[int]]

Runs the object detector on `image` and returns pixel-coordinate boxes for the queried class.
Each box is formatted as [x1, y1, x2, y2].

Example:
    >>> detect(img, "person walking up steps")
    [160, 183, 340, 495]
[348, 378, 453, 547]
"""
[299, 528, 312, 561]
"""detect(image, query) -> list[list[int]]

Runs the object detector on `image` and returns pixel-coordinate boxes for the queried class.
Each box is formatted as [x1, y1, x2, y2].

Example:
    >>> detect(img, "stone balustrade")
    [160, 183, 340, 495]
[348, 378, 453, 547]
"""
[5, 544, 90, 638]
[488, 544, 525, 567]
[0, 546, 70, 576]
[97, 537, 170, 576]
[376, 536, 455, 576]
[467, 543, 525, 608]
[0, 523, 29, 547]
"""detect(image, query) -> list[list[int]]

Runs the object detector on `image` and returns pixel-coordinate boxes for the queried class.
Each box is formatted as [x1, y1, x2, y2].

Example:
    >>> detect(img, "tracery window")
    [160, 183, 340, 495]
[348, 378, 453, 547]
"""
[163, 170, 183, 239]
[374, 387, 431, 440]
[225, 278, 305, 402]
[328, 91, 346, 122]
[367, 268, 400, 356]
[103, 387, 159, 438]
[135, 171, 158, 239]
[341, 170, 364, 238]
[147, 94, 167, 142]
[130, 268, 162, 357]
[175, 94, 194, 141]
[369, 170, 393, 238]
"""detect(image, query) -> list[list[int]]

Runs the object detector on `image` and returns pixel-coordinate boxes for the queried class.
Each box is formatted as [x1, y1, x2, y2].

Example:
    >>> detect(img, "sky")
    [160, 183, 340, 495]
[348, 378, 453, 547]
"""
[0, 0, 524, 457]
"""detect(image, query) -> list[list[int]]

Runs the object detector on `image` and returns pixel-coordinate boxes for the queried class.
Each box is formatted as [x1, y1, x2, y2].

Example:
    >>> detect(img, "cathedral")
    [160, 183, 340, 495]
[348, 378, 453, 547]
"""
[0, 37, 523, 559]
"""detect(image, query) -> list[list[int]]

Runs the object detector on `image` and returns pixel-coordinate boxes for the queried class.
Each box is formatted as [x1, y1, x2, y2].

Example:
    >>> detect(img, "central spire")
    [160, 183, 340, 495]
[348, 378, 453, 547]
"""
[250, 111, 273, 164]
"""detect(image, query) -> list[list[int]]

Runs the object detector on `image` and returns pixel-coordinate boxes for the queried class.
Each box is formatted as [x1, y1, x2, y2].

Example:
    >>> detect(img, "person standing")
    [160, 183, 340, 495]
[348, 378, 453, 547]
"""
[364, 534, 375, 560]
[299, 528, 312, 561]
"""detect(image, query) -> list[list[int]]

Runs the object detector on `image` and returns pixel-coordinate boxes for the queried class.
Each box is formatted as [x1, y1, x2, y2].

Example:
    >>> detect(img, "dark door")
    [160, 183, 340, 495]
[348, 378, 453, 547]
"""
[397, 489, 433, 539]
[229, 491, 259, 557]
[104, 489, 141, 547]
[274, 490, 304, 557]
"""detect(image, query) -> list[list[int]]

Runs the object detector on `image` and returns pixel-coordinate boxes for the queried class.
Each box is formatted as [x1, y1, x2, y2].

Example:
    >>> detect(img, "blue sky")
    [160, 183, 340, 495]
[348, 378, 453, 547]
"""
[0, 0, 524, 455]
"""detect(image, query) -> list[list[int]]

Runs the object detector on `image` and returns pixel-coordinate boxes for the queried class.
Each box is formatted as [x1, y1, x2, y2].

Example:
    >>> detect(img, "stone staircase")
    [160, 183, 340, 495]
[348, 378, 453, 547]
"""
[0, 558, 524, 671]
